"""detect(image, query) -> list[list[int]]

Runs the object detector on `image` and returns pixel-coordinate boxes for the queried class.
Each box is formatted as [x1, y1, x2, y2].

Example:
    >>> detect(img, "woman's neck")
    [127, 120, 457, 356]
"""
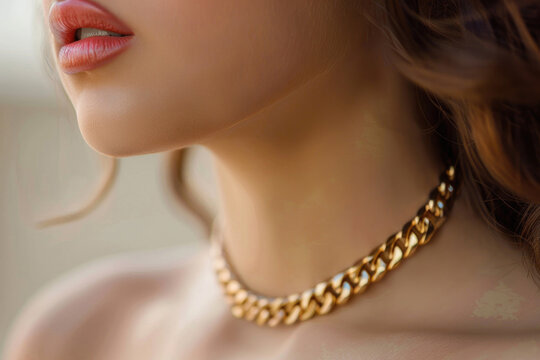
[199, 44, 442, 297]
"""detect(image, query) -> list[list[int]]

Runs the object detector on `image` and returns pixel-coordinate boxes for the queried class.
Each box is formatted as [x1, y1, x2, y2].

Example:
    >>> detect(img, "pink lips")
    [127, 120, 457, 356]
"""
[48, 0, 134, 74]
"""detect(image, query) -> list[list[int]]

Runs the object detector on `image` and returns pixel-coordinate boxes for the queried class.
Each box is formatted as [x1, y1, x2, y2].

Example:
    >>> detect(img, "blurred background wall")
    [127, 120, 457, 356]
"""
[0, 0, 216, 351]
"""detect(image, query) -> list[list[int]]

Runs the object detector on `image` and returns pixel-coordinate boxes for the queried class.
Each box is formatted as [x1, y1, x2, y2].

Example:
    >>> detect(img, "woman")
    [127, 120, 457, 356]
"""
[4, 0, 540, 358]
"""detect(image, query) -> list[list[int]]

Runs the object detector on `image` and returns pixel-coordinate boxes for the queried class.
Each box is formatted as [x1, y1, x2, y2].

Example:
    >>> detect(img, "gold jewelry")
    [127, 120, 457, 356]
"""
[209, 166, 458, 327]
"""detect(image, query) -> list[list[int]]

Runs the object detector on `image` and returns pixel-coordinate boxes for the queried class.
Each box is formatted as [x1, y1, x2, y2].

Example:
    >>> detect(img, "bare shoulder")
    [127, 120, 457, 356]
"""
[446, 332, 540, 360]
[2, 242, 210, 360]
[287, 323, 540, 360]
[397, 330, 540, 360]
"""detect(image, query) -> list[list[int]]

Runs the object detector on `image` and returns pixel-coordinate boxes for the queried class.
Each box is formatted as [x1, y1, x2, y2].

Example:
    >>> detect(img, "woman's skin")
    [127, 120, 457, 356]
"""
[4, 0, 540, 359]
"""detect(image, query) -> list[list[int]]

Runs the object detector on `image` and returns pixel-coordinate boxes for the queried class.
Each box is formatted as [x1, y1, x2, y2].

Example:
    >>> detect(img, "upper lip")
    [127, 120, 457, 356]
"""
[48, 0, 134, 46]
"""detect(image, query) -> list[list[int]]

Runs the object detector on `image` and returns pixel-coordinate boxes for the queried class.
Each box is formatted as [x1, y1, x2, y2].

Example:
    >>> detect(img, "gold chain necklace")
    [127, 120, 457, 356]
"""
[209, 166, 458, 327]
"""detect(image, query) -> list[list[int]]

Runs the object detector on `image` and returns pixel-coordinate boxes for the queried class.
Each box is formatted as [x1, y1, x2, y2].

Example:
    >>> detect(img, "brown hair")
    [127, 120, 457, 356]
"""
[368, 0, 540, 284]
[37, 0, 540, 283]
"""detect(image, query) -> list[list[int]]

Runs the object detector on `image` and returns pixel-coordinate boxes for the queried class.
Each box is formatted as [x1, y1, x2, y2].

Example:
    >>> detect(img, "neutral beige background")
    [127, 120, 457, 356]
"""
[0, 0, 216, 351]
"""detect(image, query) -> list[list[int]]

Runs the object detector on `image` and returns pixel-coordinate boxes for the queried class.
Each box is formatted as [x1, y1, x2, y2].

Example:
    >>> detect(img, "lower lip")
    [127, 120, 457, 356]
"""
[58, 36, 134, 74]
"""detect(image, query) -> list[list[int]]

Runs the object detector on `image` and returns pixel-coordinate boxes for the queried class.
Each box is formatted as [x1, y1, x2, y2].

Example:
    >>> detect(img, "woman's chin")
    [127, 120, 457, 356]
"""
[75, 113, 149, 158]
[75, 111, 204, 158]
[79, 126, 139, 158]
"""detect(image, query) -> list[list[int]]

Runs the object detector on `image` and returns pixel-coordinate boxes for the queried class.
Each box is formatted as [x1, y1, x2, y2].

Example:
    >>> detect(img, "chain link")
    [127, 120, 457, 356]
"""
[209, 166, 458, 327]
